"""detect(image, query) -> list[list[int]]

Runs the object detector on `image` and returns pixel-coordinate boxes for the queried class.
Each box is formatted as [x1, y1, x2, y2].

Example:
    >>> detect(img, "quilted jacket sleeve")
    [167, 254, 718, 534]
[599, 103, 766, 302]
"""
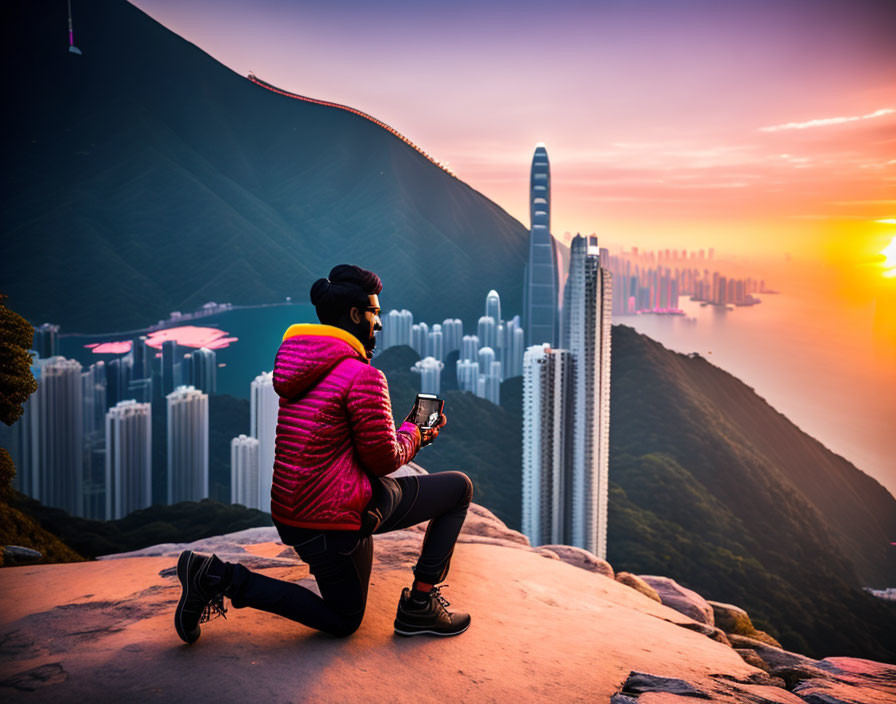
[346, 363, 422, 477]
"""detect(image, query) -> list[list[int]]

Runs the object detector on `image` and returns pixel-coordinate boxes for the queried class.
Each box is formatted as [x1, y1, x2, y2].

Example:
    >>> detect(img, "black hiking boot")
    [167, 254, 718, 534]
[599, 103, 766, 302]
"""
[394, 584, 471, 637]
[174, 550, 228, 644]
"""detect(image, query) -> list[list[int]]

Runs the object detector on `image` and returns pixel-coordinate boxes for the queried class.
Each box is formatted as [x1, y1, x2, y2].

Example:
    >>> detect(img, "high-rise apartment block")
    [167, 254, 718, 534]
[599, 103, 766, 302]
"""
[132, 335, 151, 381]
[522, 344, 574, 546]
[166, 385, 208, 504]
[411, 357, 444, 395]
[441, 318, 463, 355]
[11, 356, 85, 516]
[381, 309, 414, 349]
[162, 340, 178, 395]
[189, 347, 217, 394]
[231, 434, 260, 508]
[559, 235, 613, 557]
[251, 371, 278, 513]
[33, 323, 59, 359]
[105, 399, 152, 519]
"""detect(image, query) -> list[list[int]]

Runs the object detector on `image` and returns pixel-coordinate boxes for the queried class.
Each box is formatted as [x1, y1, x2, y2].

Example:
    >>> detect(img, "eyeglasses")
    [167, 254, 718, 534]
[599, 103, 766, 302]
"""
[364, 307, 382, 317]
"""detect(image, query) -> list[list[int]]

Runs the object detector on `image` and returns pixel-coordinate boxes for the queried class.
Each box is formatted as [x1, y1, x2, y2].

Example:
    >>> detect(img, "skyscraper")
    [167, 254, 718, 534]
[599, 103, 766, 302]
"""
[426, 325, 444, 361]
[382, 309, 414, 349]
[522, 344, 575, 547]
[162, 340, 178, 396]
[33, 323, 59, 359]
[189, 347, 217, 394]
[82, 361, 109, 520]
[456, 359, 479, 392]
[524, 144, 559, 348]
[105, 399, 152, 520]
[166, 385, 208, 504]
[561, 234, 613, 558]
[441, 318, 463, 355]
[477, 315, 498, 351]
[461, 335, 480, 362]
[251, 371, 278, 513]
[132, 335, 151, 381]
[485, 290, 502, 326]
[231, 434, 260, 509]
[410, 322, 429, 358]
[504, 315, 525, 379]
[15, 357, 85, 516]
[411, 357, 444, 395]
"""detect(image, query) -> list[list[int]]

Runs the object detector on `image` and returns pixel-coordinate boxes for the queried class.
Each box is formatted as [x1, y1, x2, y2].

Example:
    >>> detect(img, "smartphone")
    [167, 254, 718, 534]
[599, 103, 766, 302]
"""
[412, 393, 445, 429]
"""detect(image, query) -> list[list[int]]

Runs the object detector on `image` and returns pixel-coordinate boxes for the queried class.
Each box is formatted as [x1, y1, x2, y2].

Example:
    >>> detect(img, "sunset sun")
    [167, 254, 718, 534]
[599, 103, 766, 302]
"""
[883, 236, 896, 278]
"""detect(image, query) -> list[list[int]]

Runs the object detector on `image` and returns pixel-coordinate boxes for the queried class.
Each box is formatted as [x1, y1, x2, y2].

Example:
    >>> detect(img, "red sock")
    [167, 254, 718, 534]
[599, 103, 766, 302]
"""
[411, 580, 433, 599]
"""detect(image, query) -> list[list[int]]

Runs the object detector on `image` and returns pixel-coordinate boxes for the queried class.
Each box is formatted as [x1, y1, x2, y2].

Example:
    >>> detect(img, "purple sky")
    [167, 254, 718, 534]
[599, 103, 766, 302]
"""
[131, 0, 895, 256]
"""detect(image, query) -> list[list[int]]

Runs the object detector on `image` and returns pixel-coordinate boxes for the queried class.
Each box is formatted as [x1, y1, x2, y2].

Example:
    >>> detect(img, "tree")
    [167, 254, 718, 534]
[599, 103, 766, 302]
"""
[0, 293, 38, 494]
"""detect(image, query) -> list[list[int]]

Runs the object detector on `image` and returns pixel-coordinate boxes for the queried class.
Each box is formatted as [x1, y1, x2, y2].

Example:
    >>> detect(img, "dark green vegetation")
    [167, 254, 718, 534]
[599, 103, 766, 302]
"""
[605, 325, 896, 662]
[9, 494, 271, 559]
[1, 0, 528, 333]
[372, 346, 522, 527]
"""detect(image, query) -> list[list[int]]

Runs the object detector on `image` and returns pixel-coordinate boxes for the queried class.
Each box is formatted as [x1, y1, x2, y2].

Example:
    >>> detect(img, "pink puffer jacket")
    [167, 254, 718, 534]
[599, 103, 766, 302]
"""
[270, 324, 421, 530]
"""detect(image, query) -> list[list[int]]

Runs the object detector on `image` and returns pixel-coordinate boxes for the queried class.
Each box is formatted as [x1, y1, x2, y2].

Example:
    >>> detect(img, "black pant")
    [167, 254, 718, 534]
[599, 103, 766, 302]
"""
[224, 471, 473, 637]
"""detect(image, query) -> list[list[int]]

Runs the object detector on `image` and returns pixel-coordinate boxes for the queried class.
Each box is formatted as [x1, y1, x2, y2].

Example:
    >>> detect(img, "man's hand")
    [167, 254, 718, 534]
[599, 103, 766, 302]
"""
[420, 413, 447, 447]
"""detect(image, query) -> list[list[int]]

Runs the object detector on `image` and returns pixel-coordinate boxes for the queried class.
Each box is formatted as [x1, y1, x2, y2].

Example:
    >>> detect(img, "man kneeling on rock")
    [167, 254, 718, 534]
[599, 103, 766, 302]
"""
[173, 264, 473, 642]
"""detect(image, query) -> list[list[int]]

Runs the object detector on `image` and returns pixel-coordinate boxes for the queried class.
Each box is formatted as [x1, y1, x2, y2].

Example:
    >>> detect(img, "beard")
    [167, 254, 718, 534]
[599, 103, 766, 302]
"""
[346, 319, 376, 358]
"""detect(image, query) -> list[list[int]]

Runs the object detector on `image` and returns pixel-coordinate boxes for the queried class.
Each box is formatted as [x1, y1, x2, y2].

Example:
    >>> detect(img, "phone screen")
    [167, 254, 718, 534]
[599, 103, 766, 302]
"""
[413, 395, 444, 428]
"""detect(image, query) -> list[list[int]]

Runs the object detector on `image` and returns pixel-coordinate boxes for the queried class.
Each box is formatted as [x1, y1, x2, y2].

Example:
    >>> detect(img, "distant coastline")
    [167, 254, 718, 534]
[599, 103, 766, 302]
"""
[55, 300, 301, 339]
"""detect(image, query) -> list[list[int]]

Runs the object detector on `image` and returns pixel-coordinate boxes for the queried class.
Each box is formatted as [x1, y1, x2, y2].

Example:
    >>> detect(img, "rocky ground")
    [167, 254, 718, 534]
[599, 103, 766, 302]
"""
[2, 465, 894, 703]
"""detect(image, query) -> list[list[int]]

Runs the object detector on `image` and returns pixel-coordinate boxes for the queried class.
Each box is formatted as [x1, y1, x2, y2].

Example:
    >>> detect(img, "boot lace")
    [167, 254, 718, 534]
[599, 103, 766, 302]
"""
[429, 584, 451, 611]
[199, 593, 228, 623]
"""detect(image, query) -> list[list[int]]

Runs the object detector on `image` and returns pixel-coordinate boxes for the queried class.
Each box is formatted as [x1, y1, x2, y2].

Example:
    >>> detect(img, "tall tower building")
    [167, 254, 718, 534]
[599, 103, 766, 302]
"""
[105, 399, 152, 520]
[166, 385, 208, 504]
[382, 309, 414, 349]
[485, 290, 502, 326]
[28, 357, 84, 516]
[521, 344, 575, 546]
[81, 361, 107, 440]
[132, 336, 151, 381]
[410, 322, 429, 358]
[560, 234, 613, 558]
[231, 434, 260, 509]
[441, 318, 463, 355]
[460, 335, 480, 362]
[426, 325, 444, 361]
[33, 323, 60, 359]
[411, 357, 444, 395]
[162, 340, 178, 395]
[189, 347, 217, 394]
[82, 361, 109, 520]
[251, 371, 279, 513]
[456, 359, 479, 392]
[477, 316, 498, 351]
[21, 357, 85, 516]
[524, 144, 559, 348]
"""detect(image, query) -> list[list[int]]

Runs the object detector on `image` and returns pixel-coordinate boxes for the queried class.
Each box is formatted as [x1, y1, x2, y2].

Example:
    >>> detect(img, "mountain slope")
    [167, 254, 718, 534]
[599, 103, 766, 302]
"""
[606, 325, 896, 661]
[0, 0, 528, 332]
[608, 325, 896, 590]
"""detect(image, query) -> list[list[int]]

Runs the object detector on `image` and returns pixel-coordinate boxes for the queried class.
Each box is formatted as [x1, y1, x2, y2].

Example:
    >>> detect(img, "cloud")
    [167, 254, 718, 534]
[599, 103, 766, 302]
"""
[759, 108, 894, 133]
